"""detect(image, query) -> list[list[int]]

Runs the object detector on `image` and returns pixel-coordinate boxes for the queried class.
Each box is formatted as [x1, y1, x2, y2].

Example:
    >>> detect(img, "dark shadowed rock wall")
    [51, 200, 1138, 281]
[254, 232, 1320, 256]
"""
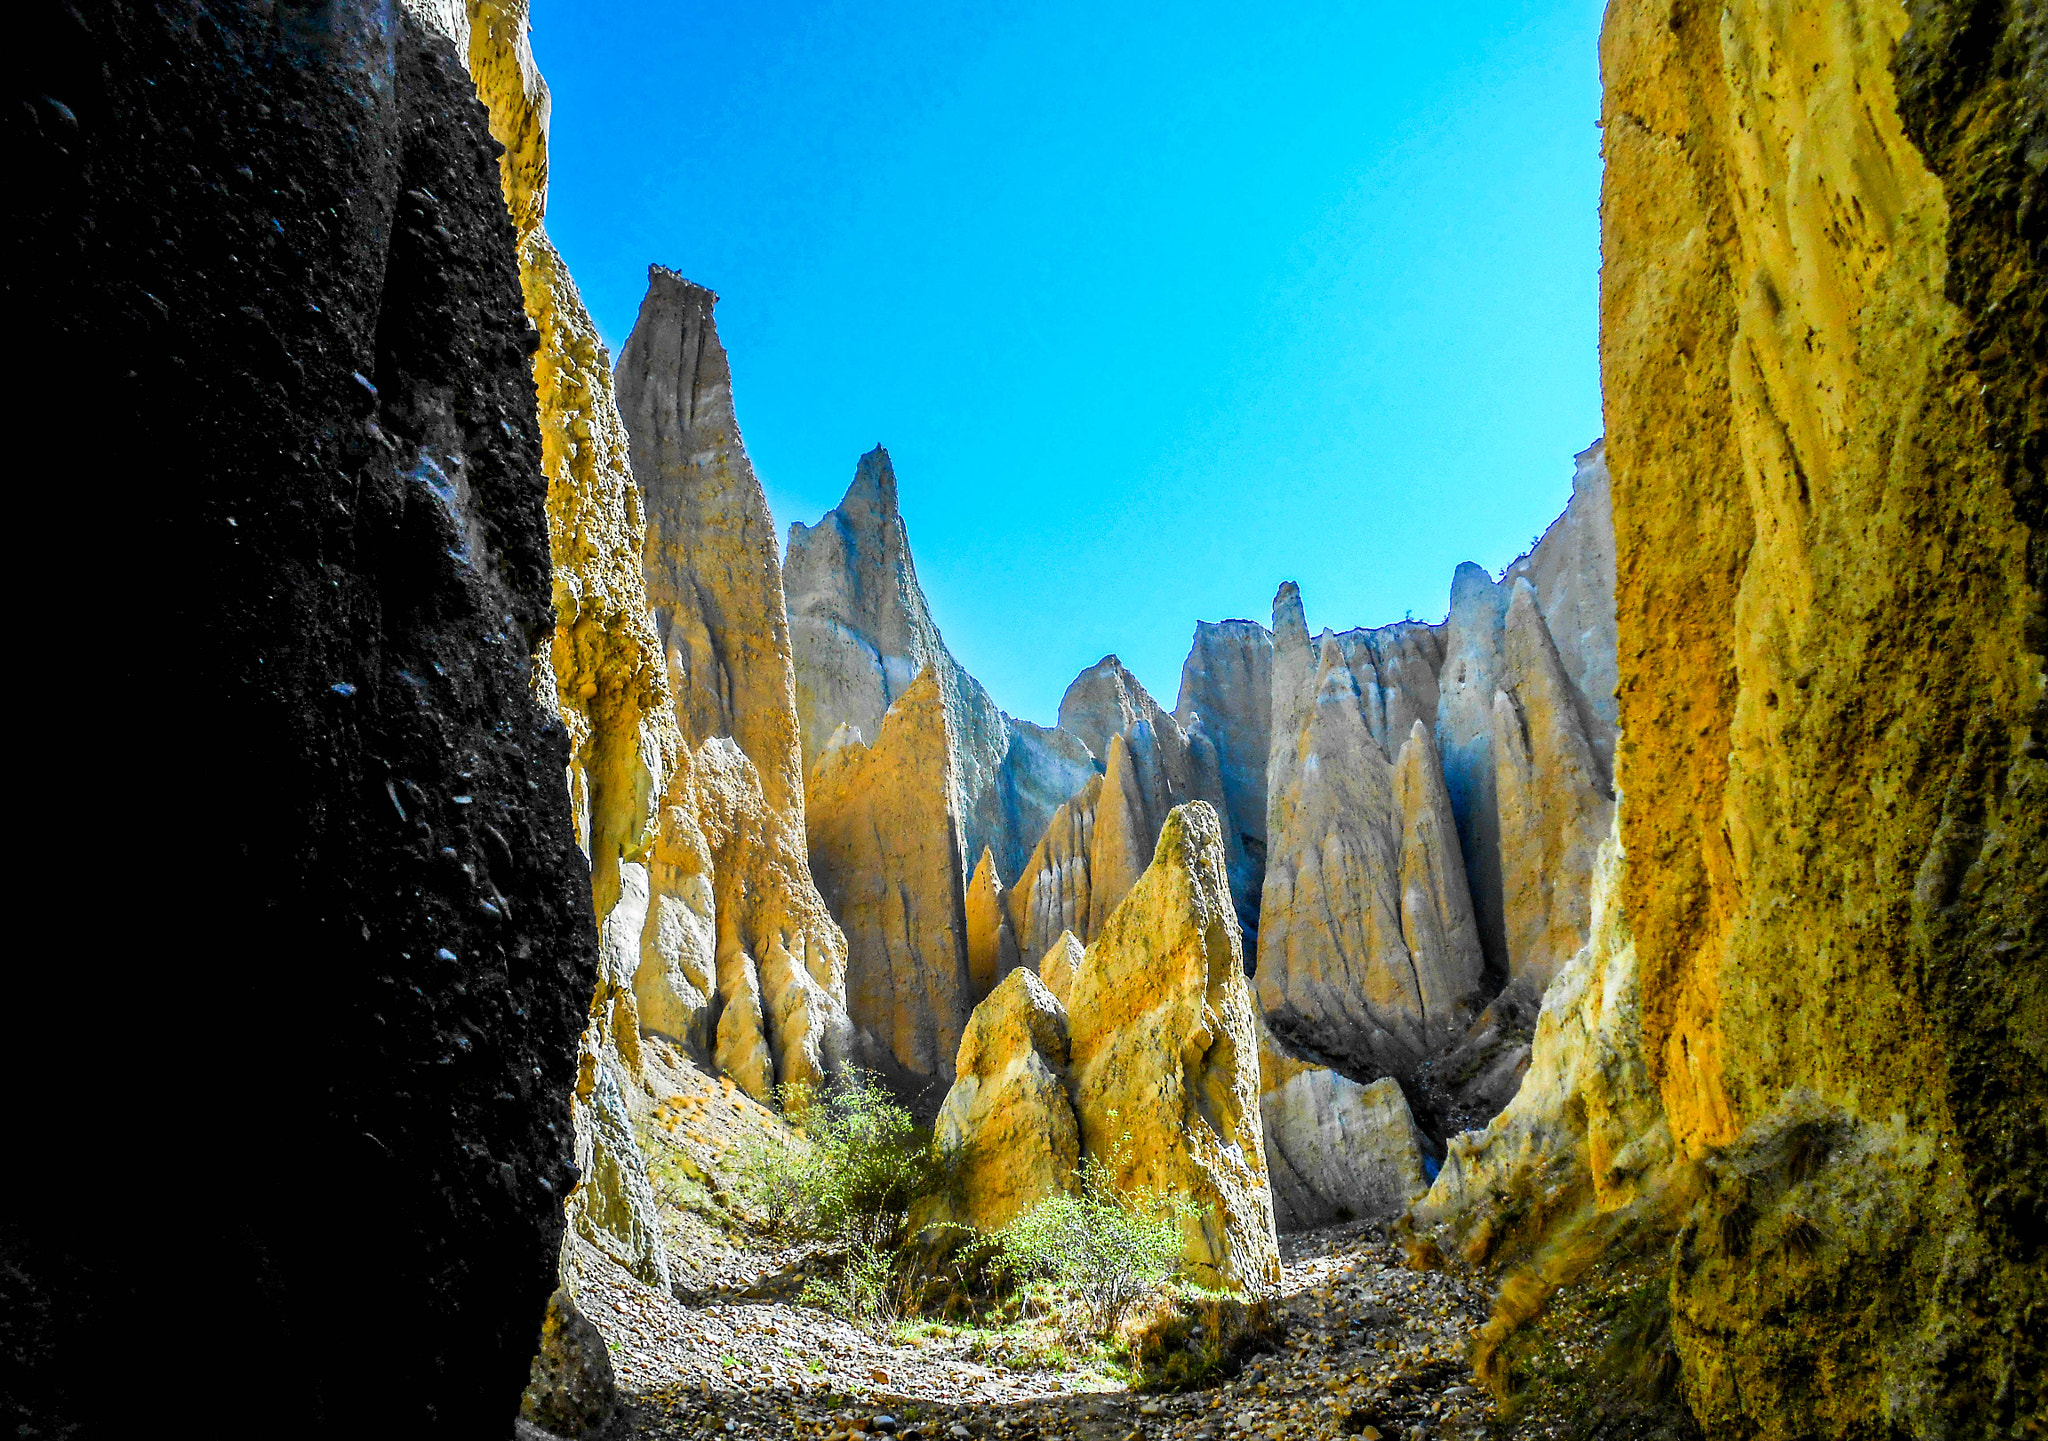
[9, 1, 594, 1432]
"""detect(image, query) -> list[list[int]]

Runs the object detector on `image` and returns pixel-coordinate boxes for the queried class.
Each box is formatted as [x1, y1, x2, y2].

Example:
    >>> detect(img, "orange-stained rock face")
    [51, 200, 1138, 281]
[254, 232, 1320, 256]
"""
[1597, 0, 2046, 1431]
[806, 671, 973, 1086]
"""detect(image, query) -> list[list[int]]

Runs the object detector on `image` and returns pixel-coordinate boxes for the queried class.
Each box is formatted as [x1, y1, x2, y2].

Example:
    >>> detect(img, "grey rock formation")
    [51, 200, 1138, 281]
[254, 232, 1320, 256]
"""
[786, 447, 1095, 884]
[1257, 1015, 1433, 1231]
[1258, 583, 1488, 1082]
[1176, 620, 1275, 949]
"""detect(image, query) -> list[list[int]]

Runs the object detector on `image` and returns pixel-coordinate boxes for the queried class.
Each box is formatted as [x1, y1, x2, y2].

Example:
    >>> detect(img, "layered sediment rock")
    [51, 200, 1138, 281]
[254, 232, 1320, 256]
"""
[606, 269, 854, 1103]
[931, 967, 1080, 1232]
[806, 671, 972, 1086]
[1259, 1015, 1433, 1232]
[15, 2, 604, 1426]
[786, 448, 1096, 883]
[1066, 803, 1281, 1292]
[1035, 931, 1084, 1007]
[1590, 0, 2045, 1429]
[1258, 584, 1487, 1084]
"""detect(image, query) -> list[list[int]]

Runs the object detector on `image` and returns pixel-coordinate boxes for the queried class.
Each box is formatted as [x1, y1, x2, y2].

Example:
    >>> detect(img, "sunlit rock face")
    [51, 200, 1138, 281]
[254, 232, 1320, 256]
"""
[1582, 0, 2047, 1431]
[785, 447, 1096, 887]
[805, 672, 974, 1089]
[1256, 583, 1488, 1086]
[1065, 803, 1282, 1293]
[929, 966, 1080, 1233]
[609, 269, 855, 1106]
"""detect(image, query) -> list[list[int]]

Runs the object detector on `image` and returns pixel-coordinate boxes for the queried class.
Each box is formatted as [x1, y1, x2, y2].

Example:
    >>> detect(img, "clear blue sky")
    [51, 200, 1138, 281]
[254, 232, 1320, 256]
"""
[534, 0, 1605, 725]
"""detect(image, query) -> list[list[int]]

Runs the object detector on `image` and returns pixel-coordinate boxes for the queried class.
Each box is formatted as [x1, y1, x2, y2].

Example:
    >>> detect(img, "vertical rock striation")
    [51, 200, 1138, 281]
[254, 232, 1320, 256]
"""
[786, 447, 1096, 884]
[1258, 1014, 1434, 1232]
[1257, 583, 1487, 1087]
[805, 671, 973, 1089]
[1589, 0, 2046, 1430]
[1175, 619, 1275, 950]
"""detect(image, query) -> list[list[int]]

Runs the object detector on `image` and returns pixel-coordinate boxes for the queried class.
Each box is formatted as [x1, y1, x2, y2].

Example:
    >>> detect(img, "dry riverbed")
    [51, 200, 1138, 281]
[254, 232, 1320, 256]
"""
[559, 1218, 1655, 1441]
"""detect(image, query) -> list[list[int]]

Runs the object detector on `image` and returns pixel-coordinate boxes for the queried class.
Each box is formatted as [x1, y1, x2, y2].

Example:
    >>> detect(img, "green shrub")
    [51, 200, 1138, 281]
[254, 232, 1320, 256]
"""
[733, 1071, 951, 1246]
[991, 1124, 1199, 1336]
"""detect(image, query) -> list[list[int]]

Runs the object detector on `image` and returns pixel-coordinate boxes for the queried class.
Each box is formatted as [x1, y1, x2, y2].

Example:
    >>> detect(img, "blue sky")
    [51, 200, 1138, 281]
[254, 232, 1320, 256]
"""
[535, 0, 1605, 725]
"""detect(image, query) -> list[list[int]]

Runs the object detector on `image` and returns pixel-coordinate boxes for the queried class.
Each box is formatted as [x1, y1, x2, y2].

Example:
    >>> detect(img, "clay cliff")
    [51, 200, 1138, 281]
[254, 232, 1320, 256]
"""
[932, 803, 1282, 1292]
[14, 0, 601, 1428]
[1417, 1, 2046, 1435]
[605, 270, 856, 1104]
[806, 671, 974, 1089]
[786, 447, 1097, 885]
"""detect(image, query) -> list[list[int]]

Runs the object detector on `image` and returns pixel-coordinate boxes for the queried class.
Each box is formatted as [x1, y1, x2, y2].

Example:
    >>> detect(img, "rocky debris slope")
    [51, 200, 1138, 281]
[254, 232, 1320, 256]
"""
[807, 671, 974, 1090]
[13, 0, 604, 1427]
[586, 1221, 1511, 1441]
[787, 447, 1097, 885]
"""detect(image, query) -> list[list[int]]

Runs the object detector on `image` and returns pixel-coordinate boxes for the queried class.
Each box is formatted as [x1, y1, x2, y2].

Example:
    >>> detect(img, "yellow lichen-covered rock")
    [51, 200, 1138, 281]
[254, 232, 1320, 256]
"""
[1066, 802, 1280, 1293]
[806, 670, 972, 1083]
[931, 967, 1080, 1232]
[616, 269, 808, 829]
[1257, 1013, 1431, 1232]
[1035, 931, 1083, 1008]
[965, 846, 1023, 1004]
[1008, 773, 1104, 958]
[1536, 0, 2046, 1430]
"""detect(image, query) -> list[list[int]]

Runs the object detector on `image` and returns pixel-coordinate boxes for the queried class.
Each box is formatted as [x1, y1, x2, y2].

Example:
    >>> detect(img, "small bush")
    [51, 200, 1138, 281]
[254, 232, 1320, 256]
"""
[732, 1071, 951, 1246]
[991, 1124, 1199, 1336]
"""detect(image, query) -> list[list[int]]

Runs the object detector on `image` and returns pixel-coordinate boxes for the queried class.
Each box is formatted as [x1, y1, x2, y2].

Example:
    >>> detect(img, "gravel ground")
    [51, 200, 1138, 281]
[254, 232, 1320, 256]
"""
[572, 1219, 1545, 1441]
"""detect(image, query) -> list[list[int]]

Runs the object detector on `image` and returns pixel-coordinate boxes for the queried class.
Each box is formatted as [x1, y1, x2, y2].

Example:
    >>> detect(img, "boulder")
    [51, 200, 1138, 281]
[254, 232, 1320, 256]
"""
[1258, 1017, 1432, 1231]
[932, 968, 1080, 1232]
[1066, 803, 1280, 1292]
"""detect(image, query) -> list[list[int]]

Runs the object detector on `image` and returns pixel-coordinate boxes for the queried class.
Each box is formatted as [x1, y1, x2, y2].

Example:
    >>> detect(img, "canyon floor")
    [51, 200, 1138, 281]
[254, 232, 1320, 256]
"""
[563, 1210, 1682, 1441]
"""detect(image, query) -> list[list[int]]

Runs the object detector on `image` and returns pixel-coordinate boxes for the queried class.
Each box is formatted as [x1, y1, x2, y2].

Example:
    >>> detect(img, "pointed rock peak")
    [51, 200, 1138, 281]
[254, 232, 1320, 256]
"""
[646, 264, 717, 311]
[839, 444, 901, 524]
[970, 845, 1002, 892]
[1058, 655, 1168, 762]
[1448, 560, 1504, 614]
[1273, 582, 1309, 650]
[1038, 930, 1085, 1006]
